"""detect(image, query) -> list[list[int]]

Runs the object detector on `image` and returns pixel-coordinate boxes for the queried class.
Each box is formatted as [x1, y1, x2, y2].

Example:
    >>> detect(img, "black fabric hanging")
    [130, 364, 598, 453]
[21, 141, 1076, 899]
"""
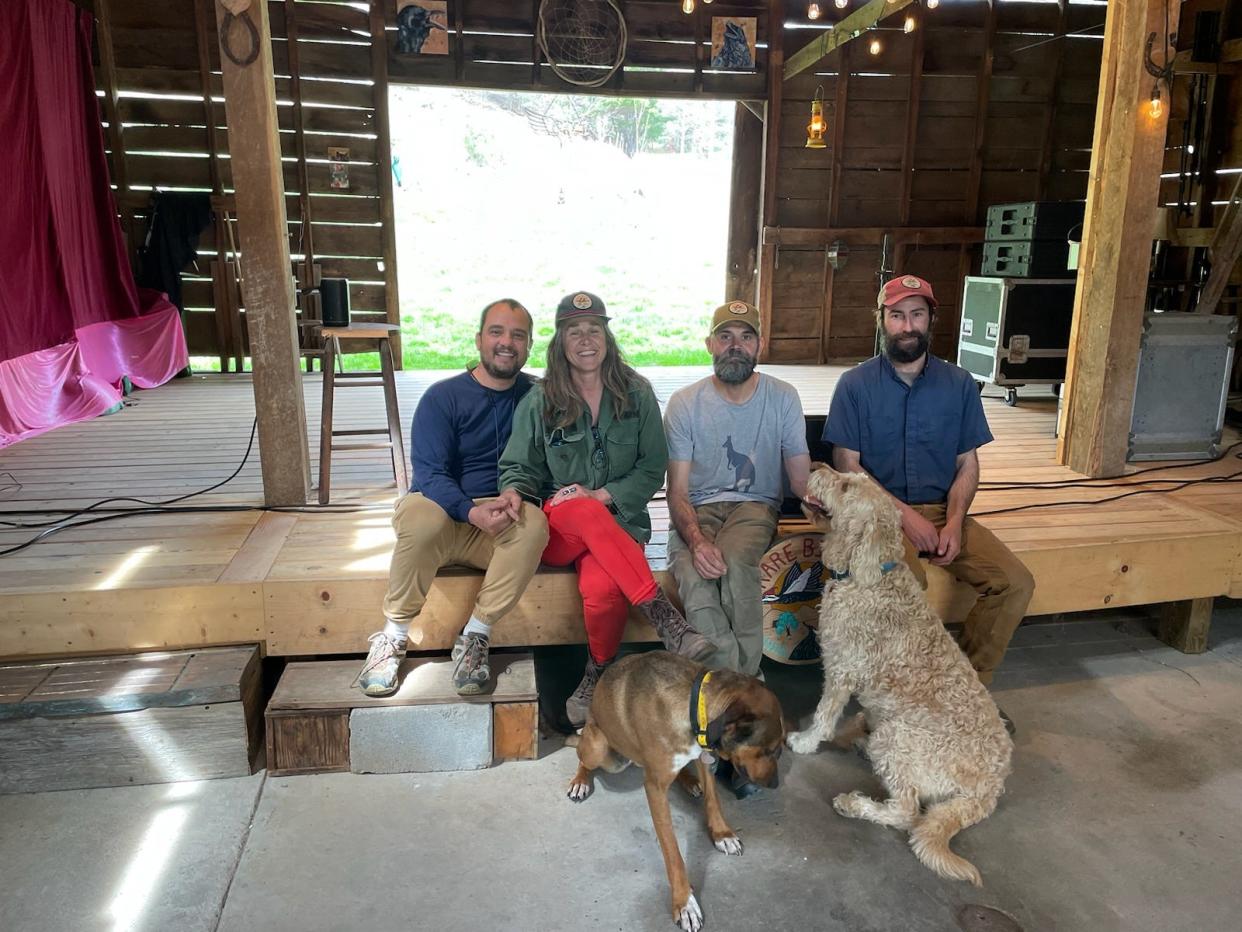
[136, 191, 214, 315]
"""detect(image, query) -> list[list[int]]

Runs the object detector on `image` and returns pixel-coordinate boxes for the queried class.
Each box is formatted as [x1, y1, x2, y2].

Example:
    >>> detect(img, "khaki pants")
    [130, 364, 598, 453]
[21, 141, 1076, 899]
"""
[903, 503, 1036, 685]
[382, 493, 549, 626]
[668, 501, 778, 676]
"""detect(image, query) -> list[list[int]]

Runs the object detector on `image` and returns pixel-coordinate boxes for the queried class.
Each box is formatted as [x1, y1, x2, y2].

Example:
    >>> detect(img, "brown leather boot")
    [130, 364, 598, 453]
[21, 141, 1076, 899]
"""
[638, 587, 714, 663]
[565, 654, 614, 729]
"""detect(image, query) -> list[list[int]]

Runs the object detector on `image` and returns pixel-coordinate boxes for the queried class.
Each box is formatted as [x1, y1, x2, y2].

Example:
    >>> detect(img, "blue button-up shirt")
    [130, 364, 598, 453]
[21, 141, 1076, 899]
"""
[824, 355, 993, 505]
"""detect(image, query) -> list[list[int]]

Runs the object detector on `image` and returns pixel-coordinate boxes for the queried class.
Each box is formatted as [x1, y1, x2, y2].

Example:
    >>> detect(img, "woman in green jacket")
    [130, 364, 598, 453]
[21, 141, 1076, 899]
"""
[496, 291, 712, 726]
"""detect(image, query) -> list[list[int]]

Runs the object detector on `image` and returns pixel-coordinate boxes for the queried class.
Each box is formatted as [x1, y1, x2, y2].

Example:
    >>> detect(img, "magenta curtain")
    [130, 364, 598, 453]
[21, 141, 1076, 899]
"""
[0, 0, 188, 446]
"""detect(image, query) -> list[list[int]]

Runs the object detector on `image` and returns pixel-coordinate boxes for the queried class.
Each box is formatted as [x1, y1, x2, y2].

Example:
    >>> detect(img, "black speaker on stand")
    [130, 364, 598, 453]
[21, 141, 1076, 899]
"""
[320, 278, 351, 327]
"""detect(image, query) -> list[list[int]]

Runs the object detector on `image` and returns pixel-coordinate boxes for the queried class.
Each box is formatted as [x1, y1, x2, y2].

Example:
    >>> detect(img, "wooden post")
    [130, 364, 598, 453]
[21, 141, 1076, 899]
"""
[1158, 597, 1213, 654]
[756, 0, 785, 357]
[370, 0, 403, 369]
[1057, 0, 1181, 477]
[819, 44, 850, 363]
[726, 103, 763, 303]
[214, 0, 312, 506]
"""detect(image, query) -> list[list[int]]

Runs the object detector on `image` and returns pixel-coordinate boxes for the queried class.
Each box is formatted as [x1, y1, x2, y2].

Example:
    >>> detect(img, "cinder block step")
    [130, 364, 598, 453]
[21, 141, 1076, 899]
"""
[0, 646, 263, 794]
[265, 653, 538, 776]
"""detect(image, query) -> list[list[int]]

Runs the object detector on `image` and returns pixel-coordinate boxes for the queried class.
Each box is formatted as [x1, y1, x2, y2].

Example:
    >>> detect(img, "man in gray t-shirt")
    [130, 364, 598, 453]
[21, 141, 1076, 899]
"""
[665, 301, 811, 685]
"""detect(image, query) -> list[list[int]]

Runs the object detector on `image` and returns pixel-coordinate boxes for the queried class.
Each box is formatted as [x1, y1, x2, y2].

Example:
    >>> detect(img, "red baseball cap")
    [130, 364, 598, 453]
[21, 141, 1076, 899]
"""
[878, 275, 938, 311]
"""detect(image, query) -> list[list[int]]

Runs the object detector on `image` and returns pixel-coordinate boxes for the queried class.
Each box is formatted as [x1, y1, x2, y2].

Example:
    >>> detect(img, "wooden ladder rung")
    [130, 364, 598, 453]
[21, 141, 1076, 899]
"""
[330, 441, 395, 452]
[335, 379, 386, 388]
[332, 428, 389, 437]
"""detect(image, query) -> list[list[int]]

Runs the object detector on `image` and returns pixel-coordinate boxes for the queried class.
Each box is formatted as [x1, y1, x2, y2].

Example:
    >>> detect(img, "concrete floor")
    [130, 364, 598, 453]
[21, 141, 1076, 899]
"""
[3, 606, 1241, 932]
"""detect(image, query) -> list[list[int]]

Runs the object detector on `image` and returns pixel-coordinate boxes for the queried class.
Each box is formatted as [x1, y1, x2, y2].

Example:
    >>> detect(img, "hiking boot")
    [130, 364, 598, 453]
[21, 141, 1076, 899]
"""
[639, 587, 714, 662]
[452, 632, 491, 696]
[715, 758, 762, 800]
[357, 632, 406, 697]
[565, 655, 614, 729]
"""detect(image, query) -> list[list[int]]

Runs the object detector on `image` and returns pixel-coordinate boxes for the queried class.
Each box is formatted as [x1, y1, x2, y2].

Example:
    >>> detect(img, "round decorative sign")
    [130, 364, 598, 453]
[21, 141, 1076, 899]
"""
[760, 533, 825, 665]
[901, 276, 921, 289]
[729, 301, 749, 314]
[572, 293, 593, 309]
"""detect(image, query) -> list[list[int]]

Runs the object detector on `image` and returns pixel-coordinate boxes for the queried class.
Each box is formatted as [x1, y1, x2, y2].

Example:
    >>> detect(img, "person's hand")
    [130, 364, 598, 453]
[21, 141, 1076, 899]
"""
[548, 484, 590, 507]
[691, 538, 728, 580]
[930, 519, 962, 566]
[901, 506, 941, 555]
[492, 488, 525, 523]
[468, 500, 513, 535]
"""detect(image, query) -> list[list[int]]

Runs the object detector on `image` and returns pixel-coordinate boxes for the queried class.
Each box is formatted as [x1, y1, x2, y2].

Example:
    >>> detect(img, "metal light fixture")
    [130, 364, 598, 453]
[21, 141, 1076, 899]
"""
[806, 85, 827, 149]
[808, 2, 822, 19]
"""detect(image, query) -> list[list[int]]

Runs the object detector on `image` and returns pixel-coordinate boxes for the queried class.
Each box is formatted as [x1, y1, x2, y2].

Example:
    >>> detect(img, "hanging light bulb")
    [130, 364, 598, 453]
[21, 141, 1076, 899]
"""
[681, 0, 694, 13]
[869, 36, 882, 55]
[1149, 82, 1163, 119]
[808, 2, 822, 19]
[806, 86, 827, 149]
[926, 0, 939, 8]
[904, 14, 916, 33]
[835, 0, 848, 8]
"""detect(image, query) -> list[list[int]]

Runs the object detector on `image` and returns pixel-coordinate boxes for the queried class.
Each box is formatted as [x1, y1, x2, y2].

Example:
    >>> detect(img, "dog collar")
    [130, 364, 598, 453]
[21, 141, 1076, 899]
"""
[827, 561, 900, 581]
[690, 670, 715, 749]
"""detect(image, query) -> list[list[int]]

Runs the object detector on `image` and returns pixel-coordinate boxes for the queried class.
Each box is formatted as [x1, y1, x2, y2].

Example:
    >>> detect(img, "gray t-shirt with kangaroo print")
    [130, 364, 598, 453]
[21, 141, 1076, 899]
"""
[664, 373, 808, 508]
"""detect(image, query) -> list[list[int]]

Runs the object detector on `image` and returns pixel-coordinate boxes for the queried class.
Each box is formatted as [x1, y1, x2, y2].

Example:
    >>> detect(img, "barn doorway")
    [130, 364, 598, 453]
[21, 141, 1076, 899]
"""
[389, 85, 736, 368]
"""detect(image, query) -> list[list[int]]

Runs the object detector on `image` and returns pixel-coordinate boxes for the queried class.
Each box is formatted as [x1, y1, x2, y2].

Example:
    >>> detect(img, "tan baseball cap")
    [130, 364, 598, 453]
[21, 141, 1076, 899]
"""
[711, 300, 761, 336]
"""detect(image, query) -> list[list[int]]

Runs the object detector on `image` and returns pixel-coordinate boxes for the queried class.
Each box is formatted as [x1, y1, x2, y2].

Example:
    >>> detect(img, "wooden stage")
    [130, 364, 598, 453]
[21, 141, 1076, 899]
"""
[1, 367, 1239, 661]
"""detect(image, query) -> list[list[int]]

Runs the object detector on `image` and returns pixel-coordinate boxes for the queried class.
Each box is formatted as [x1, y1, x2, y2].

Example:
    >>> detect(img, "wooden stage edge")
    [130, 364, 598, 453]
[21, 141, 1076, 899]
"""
[1, 369, 1240, 661]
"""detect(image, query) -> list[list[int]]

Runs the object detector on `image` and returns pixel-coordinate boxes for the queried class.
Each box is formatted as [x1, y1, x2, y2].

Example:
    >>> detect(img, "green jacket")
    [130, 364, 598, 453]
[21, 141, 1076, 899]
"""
[499, 381, 668, 544]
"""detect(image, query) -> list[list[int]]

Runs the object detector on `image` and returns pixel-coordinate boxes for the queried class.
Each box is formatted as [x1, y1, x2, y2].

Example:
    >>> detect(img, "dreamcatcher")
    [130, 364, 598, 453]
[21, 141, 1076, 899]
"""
[537, 0, 628, 88]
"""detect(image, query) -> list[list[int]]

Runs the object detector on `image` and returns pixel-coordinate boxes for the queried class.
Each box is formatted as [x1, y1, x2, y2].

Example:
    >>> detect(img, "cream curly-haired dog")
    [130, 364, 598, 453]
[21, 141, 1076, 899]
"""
[787, 465, 1012, 886]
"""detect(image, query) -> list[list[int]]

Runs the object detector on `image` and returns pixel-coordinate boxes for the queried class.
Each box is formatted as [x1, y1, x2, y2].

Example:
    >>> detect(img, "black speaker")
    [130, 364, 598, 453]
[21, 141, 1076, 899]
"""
[320, 278, 350, 327]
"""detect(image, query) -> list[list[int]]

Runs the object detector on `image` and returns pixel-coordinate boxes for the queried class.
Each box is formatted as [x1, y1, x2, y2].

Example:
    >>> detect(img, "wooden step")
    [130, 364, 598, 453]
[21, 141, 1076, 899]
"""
[265, 653, 538, 776]
[0, 645, 262, 794]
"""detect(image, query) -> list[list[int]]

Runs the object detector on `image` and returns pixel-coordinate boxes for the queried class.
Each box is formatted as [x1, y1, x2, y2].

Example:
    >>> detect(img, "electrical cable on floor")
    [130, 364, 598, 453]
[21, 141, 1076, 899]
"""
[977, 441, 1242, 490]
[0, 417, 389, 557]
[971, 473, 1242, 518]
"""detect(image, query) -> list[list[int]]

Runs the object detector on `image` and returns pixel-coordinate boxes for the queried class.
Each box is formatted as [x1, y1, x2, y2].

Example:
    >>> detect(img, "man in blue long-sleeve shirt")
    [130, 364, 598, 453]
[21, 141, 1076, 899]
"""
[359, 299, 549, 697]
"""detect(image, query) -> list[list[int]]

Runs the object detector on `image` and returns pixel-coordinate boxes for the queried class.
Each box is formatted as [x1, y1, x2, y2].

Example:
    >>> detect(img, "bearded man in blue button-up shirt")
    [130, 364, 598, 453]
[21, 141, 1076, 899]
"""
[823, 275, 1035, 695]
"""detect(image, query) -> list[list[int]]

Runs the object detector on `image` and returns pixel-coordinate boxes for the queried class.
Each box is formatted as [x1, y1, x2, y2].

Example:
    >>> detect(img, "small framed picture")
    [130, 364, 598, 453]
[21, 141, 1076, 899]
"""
[395, 0, 449, 55]
[711, 17, 757, 72]
[328, 147, 350, 190]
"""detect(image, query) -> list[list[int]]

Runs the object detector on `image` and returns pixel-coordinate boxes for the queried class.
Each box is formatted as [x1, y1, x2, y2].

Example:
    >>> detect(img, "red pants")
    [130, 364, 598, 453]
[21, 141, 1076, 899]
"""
[541, 497, 659, 663]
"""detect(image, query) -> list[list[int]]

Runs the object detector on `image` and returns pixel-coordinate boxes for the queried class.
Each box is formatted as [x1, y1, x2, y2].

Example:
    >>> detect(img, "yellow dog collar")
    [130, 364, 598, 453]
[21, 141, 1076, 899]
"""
[690, 670, 714, 749]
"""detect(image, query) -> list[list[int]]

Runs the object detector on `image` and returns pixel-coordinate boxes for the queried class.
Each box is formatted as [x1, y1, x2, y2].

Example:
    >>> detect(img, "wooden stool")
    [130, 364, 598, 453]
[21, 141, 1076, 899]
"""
[318, 324, 408, 504]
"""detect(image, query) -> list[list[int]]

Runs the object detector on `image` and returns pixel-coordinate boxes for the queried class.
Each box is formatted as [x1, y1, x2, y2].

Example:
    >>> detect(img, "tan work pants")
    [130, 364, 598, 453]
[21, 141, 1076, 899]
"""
[382, 493, 549, 626]
[904, 503, 1036, 684]
[668, 501, 779, 676]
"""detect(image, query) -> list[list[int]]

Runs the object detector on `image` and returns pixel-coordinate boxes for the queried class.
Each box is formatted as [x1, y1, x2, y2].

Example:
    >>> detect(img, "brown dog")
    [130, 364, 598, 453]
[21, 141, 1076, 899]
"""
[566, 651, 785, 932]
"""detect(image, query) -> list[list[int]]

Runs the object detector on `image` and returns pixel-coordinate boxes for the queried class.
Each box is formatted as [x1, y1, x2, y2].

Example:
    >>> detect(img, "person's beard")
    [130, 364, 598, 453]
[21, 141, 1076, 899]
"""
[480, 345, 522, 379]
[713, 348, 757, 384]
[884, 330, 929, 364]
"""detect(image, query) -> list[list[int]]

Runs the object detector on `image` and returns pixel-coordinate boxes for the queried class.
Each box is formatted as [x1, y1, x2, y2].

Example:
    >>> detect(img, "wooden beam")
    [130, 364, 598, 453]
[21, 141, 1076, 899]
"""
[1193, 176, 1242, 314]
[1158, 597, 1214, 654]
[1056, 0, 1183, 478]
[757, 0, 785, 360]
[966, 0, 996, 226]
[214, 0, 312, 505]
[284, 0, 316, 278]
[764, 226, 985, 247]
[370, 0, 403, 369]
[1038, 0, 1068, 196]
[897, 18, 924, 227]
[725, 104, 763, 303]
[94, 0, 127, 197]
[820, 43, 851, 364]
[784, 0, 917, 81]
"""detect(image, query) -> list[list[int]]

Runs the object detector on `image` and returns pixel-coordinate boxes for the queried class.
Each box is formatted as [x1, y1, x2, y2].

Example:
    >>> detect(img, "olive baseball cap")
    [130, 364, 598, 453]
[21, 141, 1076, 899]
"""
[711, 300, 760, 336]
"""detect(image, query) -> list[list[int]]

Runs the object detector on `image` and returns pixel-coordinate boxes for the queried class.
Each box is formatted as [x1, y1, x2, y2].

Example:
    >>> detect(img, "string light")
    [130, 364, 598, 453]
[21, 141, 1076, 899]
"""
[835, 0, 848, 8]
[926, 0, 939, 8]
[681, 0, 694, 13]
[808, 2, 822, 19]
[904, 14, 916, 33]
[1149, 82, 1163, 119]
[869, 36, 882, 55]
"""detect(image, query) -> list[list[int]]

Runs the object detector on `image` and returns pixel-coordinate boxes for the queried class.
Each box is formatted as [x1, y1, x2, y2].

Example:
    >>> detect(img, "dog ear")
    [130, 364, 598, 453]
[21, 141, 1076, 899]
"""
[707, 698, 757, 750]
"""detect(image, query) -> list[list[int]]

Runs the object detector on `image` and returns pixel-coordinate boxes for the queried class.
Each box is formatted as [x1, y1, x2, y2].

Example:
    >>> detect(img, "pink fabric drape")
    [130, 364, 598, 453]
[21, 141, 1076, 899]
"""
[0, 0, 190, 446]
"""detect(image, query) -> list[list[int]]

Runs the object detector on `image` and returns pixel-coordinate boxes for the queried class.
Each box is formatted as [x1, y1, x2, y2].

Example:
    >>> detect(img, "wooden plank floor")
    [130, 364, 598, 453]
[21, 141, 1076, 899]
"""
[1, 368, 1239, 659]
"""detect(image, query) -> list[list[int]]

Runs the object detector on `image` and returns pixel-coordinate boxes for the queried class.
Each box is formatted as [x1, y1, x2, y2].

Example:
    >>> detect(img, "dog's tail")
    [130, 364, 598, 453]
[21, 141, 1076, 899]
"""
[909, 796, 993, 887]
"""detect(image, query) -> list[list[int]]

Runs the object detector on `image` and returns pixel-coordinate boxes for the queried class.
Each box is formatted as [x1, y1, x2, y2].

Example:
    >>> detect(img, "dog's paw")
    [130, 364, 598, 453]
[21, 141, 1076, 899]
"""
[832, 791, 865, 818]
[713, 832, 743, 856]
[566, 779, 592, 802]
[786, 730, 822, 755]
[674, 892, 703, 932]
